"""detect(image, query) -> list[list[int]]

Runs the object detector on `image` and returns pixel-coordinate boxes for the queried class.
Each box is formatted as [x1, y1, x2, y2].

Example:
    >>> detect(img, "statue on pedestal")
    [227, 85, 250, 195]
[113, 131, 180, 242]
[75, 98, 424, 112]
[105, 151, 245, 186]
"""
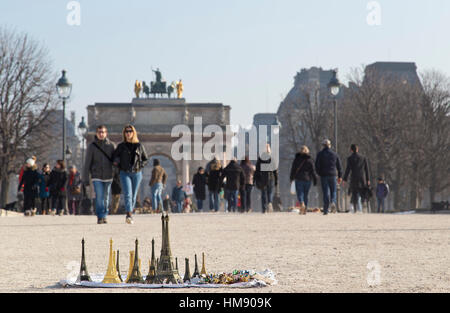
[176, 80, 184, 99]
[134, 80, 142, 98]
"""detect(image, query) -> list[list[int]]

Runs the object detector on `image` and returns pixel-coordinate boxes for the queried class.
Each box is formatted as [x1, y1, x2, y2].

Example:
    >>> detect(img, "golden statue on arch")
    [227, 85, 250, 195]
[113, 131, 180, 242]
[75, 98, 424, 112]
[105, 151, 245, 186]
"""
[134, 80, 142, 98]
[176, 80, 184, 99]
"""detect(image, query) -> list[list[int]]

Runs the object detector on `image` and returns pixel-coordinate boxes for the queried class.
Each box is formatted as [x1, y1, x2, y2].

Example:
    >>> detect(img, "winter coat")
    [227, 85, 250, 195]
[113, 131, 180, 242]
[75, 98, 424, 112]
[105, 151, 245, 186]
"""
[376, 183, 389, 199]
[315, 147, 342, 178]
[48, 168, 68, 197]
[207, 168, 223, 192]
[18, 167, 40, 197]
[172, 186, 187, 202]
[255, 155, 278, 190]
[240, 162, 256, 185]
[39, 171, 51, 199]
[149, 165, 167, 186]
[67, 171, 82, 201]
[111, 171, 122, 195]
[289, 153, 317, 185]
[221, 161, 245, 191]
[343, 152, 370, 190]
[113, 142, 148, 173]
[83, 136, 116, 184]
[192, 172, 207, 200]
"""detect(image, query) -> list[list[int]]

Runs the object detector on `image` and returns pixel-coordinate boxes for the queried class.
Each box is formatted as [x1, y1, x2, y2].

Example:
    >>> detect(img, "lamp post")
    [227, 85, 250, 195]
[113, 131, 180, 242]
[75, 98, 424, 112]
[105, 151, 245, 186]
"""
[56, 70, 72, 165]
[77, 116, 87, 173]
[328, 70, 341, 212]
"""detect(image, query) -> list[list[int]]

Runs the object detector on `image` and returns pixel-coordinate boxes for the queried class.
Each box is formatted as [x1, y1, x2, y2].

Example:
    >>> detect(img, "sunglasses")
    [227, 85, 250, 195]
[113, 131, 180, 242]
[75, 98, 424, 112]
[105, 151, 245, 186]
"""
[125, 130, 134, 133]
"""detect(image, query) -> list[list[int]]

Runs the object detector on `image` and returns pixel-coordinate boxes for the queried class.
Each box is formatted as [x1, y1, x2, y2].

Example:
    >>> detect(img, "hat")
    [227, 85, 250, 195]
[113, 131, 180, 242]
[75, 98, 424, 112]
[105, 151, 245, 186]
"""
[322, 139, 331, 147]
[26, 158, 35, 167]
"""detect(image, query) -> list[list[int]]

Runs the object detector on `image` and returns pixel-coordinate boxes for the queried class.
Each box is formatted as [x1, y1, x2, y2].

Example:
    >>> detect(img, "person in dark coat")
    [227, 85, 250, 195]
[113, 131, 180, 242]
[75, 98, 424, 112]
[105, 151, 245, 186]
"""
[38, 163, 51, 215]
[109, 170, 122, 214]
[290, 146, 317, 214]
[221, 159, 245, 213]
[343, 144, 370, 213]
[67, 166, 82, 215]
[240, 157, 256, 213]
[315, 139, 342, 215]
[255, 148, 278, 214]
[171, 180, 186, 213]
[376, 177, 389, 213]
[207, 158, 223, 212]
[48, 160, 68, 216]
[192, 167, 207, 211]
[18, 158, 40, 216]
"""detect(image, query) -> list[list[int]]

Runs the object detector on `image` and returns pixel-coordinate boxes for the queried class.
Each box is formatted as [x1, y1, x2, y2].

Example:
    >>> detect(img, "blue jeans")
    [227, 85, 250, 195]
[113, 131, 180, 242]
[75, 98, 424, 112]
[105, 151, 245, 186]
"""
[151, 183, 163, 211]
[261, 184, 273, 213]
[226, 189, 239, 212]
[320, 176, 336, 214]
[175, 201, 183, 213]
[196, 198, 203, 211]
[119, 171, 143, 213]
[209, 191, 219, 211]
[377, 197, 386, 213]
[351, 189, 363, 213]
[295, 180, 312, 207]
[93, 181, 112, 219]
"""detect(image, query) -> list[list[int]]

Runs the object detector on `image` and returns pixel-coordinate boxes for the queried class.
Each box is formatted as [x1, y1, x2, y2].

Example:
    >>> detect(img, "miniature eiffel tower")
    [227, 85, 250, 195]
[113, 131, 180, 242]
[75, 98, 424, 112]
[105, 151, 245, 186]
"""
[127, 239, 144, 284]
[116, 250, 122, 282]
[200, 252, 207, 276]
[125, 250, 135, 283]
[155, 212, 182, 284]
[176, 257, 179, 272]
[77, 238, 92, 282]
[183, 258, 191, 283]
[145, 238, 157, 284]
[192, 254, 200, 278]
[102, 238, 121, 284]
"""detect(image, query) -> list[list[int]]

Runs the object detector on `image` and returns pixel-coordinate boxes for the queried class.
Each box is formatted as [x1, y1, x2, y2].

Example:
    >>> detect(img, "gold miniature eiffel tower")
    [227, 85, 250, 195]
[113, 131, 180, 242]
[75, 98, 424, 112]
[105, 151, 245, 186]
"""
[127, 238, 144, 284]
[126, 250, 134, 282]
[183, 258, 191, 283]
[145, 238, 157, 284]
[192, 254, 200, 278]
[116, 250, 122, 282]
[155, 213, 182, 284]
[77, 238, 92, 282]
[102, 238, 121, 284]
[200, 252, 207, 276]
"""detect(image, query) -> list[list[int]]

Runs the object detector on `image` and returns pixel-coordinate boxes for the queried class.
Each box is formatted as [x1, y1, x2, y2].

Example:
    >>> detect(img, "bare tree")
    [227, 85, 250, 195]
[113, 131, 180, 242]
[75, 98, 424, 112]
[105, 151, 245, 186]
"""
[0, 27, 58, 207]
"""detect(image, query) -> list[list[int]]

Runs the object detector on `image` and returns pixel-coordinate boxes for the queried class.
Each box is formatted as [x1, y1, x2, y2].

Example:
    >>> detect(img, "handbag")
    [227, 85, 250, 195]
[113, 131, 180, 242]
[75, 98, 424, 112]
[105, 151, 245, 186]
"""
[71, 185, 81, 195]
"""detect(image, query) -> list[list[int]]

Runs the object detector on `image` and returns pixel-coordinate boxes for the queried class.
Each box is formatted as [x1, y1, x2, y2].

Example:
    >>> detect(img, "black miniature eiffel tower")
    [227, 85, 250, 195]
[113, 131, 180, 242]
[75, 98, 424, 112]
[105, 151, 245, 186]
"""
[127, 239, 144, 284]
[78, 238, 92, 282]
[116, 250, 123, 282]
[155, 212, 182, 284]
[183, 258, 191, 283]
[192, 254, 200, 278]
[176, 257, 179, 272]
[145, 238, 157, 284]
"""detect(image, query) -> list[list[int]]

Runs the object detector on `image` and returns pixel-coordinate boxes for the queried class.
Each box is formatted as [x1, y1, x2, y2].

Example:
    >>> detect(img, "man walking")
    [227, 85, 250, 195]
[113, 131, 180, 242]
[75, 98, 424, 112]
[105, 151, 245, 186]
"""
[315, 139, 342, 215]
[343, 144, 370, 213]
[221, 158, 245, 213]
[83, 125, 116, 224]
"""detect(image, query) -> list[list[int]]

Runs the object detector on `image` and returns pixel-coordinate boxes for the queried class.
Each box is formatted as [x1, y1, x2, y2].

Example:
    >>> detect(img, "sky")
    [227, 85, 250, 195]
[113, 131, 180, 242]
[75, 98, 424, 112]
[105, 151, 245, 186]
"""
[1, 0, 450, 129]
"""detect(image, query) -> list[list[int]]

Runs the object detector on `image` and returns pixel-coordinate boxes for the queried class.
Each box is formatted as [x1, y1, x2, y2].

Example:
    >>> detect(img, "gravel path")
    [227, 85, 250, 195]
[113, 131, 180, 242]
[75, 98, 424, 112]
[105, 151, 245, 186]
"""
[0, 212, 449, 293]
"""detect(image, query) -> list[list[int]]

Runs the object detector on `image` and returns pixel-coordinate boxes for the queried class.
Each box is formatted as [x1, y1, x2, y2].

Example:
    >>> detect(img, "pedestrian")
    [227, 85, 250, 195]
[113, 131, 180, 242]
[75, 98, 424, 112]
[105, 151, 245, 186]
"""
[255, 146, 278, 214]
[206, 158, 222, 212]
[83, 125, 116, 224]
[289, 145, 317, 215]
[113, 125, 148, 224]
[221, 158, 245, 213]
[18, 158, 40, 216]
[48, 160, 68, 216]
[149, 158, 167, 213]
[343, 144, 370, 213]
[67, 165, 82, 215]
[192, 167, 207, 212]
[38, 163, 51, 215]
[315, 139, 342, 215]
[376, 177, 389, 213]
[240, 156, 256, 212]
[172, 180, 186, 213]
[163, 194, 172, 212]
[109, 170, 122, 214]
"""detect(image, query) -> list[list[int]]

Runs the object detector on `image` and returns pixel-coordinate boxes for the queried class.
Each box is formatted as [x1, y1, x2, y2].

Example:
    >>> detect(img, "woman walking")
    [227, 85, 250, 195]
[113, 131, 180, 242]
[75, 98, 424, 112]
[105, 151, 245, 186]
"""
[206, 159, 222, 212]
[149, 158, 167, 212]
[39, 163, 51, 215]
[290, 146, 317, 214]
[48, 160, 68, 216]
[192, 167, 207, 211]
[67, 165, 82, 215]
[240, 156, 256, 212]
[113, 125, 148, 224]
[18, 158, 40, 216]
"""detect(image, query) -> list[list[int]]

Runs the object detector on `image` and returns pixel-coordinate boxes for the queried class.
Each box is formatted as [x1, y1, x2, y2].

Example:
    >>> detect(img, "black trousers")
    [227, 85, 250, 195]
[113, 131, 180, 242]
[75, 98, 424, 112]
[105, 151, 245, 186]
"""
[23, 192, 36, 211]
[52, 195, 66, 214]
[40, 197, 51, 214]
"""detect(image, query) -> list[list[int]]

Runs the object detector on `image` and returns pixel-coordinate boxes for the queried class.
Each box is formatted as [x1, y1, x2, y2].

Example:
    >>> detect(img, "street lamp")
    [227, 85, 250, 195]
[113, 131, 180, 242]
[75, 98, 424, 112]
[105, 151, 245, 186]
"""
[56, 70, 72, 165]
[77, 116, 88, 173]
[328, 69, 341, 212]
